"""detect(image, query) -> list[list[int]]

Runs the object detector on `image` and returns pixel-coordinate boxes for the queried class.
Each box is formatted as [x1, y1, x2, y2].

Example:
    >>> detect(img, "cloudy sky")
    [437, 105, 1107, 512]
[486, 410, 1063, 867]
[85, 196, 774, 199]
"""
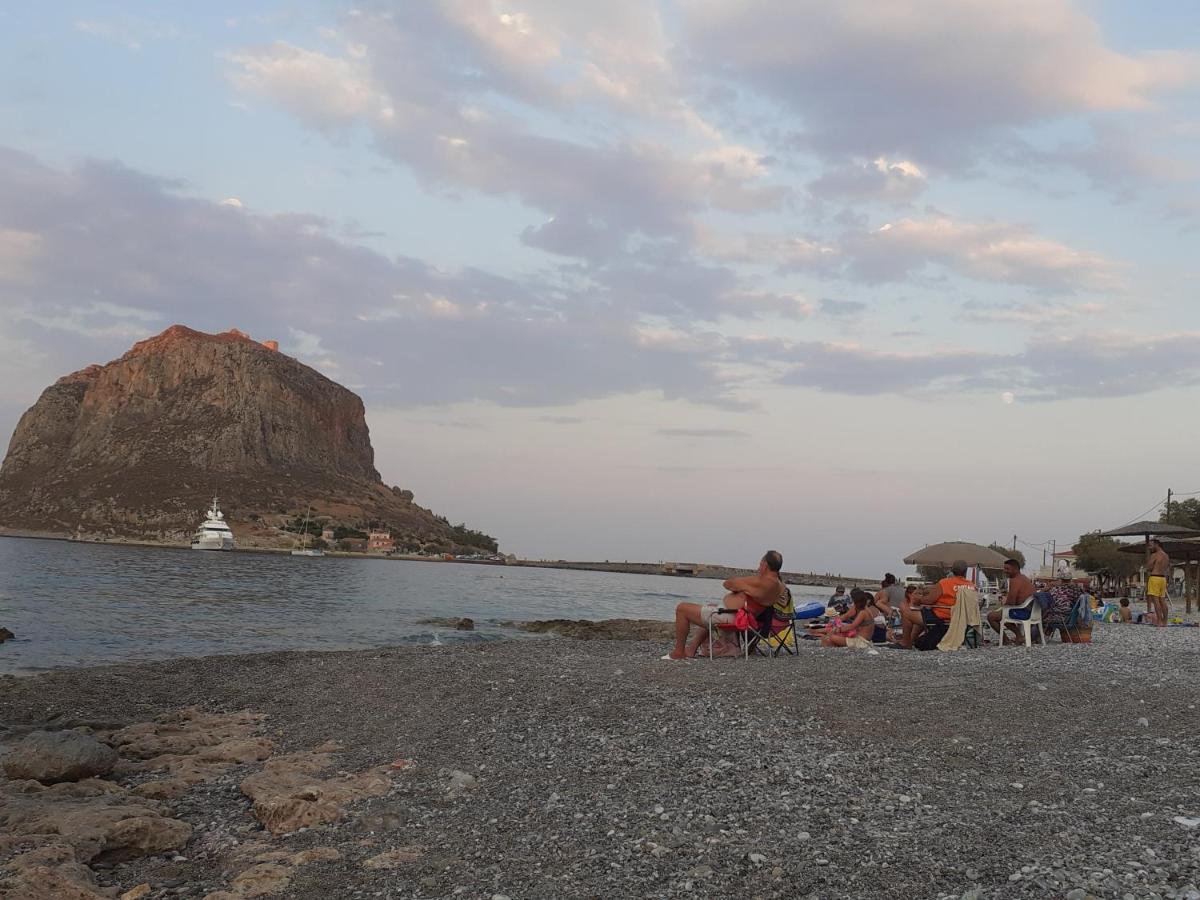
[3, 1, 1200, 575]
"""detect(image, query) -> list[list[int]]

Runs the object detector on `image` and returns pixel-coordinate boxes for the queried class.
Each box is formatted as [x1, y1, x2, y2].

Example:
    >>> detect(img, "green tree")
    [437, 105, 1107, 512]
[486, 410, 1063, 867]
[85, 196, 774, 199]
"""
[448, 523, 499, 552]
[1161, 499, 1200, 529]
[1073, 532, 1140, 591]
[987, 544, 1025, 571]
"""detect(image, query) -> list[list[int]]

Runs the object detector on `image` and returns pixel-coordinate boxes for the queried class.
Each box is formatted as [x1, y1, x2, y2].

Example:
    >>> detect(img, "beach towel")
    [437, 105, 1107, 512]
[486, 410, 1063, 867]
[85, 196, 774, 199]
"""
[937, 586, 982, 651]
[1065, 592, 1093, 630]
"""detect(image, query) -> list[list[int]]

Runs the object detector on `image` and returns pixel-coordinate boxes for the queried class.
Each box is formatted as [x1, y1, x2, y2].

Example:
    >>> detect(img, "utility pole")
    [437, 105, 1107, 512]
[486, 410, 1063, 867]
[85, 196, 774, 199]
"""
[1167, 487, 1173, 521]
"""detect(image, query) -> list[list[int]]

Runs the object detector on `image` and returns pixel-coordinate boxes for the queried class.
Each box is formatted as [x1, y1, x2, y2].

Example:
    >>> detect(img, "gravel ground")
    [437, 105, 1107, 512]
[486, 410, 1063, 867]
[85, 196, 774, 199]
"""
[3, 624, 1200, 899]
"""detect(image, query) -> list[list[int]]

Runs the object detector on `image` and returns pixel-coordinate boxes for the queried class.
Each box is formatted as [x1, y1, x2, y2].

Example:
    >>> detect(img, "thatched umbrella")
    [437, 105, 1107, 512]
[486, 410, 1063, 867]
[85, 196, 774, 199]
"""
[1101, 522, 1200, 614]
[1100, 521, 1200, 539]
[903, 541, 1009, 569]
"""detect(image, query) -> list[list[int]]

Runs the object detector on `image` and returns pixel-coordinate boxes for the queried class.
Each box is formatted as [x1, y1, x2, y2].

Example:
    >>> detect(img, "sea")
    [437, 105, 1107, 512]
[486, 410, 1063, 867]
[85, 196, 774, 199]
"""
[0, 537, 834, 675]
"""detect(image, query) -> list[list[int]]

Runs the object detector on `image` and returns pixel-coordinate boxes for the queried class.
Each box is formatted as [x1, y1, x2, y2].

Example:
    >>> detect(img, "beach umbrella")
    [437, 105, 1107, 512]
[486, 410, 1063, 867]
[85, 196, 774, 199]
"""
[1099, 520, 1195, 578]
[1117, 539, 1200, 614]
[1100, 521, 1200, 539]
[903, 541, 1009, 569]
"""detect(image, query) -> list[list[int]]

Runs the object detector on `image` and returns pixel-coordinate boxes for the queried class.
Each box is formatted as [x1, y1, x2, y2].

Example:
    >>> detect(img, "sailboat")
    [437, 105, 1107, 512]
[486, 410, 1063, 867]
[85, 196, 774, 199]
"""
[290, 506, 325, 557]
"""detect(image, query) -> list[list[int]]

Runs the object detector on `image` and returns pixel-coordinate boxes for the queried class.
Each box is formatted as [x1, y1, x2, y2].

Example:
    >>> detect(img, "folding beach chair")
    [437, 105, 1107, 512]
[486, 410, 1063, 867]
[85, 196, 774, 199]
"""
[760, 586, 798, 657]
[706, 603, 775, 659]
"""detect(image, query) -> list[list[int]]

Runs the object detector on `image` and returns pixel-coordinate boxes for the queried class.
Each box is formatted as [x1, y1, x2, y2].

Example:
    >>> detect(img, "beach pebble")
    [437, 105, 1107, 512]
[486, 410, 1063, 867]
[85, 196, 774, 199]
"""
[446, 770, 477, 797]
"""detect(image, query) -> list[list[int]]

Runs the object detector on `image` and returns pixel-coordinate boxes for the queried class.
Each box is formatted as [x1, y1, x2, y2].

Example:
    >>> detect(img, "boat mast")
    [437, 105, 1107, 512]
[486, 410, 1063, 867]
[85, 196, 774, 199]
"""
[300, 505, 312, 550]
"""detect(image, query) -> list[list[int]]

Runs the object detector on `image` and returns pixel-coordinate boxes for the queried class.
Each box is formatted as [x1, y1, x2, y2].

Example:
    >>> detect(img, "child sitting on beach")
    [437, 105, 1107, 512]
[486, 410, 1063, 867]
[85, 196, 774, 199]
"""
[1119, 598, 1132, 623]
[821, 589, 876, 649]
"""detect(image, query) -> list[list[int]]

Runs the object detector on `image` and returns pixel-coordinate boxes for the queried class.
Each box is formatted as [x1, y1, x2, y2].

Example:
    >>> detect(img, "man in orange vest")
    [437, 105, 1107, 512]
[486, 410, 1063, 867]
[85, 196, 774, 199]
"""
[897, 560, 973, 648]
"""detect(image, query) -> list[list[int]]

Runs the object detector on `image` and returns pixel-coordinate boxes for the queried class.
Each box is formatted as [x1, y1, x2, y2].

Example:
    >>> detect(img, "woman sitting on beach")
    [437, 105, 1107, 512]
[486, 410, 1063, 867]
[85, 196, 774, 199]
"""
[821, 589, 876, 649]
[1042, 576, 1081, 639]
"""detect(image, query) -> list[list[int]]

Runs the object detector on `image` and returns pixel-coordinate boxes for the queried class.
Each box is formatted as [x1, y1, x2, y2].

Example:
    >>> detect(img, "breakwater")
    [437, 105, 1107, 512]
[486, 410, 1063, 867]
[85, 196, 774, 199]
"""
[509, 559, 876, 589]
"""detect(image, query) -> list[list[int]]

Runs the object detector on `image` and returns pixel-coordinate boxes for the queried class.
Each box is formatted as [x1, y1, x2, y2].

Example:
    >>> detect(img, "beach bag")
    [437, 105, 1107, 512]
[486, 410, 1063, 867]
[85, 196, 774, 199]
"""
[915, 621, 948, 651]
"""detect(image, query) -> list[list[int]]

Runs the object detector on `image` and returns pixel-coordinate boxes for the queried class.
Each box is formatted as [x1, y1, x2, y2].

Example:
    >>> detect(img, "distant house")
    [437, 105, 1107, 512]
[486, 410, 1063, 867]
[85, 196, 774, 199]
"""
[662, 562, 699, 576]
[321, 527, 335, 543]
[1037, 550, 1088, 582]
[368, 531, 395, 553]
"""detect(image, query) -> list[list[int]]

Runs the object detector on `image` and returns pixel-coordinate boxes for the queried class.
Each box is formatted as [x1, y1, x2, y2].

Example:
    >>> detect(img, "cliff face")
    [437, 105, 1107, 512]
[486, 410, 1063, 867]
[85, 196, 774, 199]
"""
[0, 326, 488, 549]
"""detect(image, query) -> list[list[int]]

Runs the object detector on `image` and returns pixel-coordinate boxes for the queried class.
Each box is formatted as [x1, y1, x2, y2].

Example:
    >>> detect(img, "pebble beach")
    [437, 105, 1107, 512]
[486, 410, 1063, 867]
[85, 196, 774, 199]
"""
[3, 623, 1200, 899]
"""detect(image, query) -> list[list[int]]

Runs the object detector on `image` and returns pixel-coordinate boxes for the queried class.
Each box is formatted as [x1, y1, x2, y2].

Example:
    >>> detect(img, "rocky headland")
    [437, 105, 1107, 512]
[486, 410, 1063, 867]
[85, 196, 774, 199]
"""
[0, 326, 494, 554]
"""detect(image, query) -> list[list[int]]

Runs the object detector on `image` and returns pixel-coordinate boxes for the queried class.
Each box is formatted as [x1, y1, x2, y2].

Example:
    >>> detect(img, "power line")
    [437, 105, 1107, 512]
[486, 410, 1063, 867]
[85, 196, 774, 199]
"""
[1111, 498, 1169, 530]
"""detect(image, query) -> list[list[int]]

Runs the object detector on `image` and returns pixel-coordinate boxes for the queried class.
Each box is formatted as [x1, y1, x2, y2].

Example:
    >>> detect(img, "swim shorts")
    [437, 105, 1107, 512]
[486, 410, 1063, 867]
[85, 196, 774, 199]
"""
[1147, 576, 1168, 599]
[699, 604, 737, 626]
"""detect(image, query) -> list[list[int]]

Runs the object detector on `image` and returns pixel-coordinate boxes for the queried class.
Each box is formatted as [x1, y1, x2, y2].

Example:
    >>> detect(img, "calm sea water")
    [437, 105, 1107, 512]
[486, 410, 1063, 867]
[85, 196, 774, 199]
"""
[0, 538, 832, 675]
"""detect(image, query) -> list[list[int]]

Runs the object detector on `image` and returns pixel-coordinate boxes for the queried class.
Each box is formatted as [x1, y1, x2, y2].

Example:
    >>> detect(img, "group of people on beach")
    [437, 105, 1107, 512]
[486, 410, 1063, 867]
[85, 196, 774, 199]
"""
[664, 542, 1172, 659]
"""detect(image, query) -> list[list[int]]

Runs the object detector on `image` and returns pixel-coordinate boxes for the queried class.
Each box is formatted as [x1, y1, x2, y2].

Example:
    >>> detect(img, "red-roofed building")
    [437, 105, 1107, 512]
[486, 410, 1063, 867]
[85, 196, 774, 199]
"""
[368, 531, 394, 553]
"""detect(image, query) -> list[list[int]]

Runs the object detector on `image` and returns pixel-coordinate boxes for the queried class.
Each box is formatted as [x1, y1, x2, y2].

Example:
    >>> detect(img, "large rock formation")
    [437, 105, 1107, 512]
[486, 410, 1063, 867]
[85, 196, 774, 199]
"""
[0, 326, 493, 550]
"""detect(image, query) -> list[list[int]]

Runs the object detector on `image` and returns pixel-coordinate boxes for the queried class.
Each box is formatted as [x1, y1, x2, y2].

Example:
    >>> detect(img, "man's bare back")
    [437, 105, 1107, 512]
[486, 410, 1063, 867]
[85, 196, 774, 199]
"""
[1005, 572, 1035, 605]
[1149, 548, 1170, 577]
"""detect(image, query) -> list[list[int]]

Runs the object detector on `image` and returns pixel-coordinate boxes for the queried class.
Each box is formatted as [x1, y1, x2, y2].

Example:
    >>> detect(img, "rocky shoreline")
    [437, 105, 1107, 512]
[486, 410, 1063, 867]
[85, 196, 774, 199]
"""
[2, 628, 1200, 898]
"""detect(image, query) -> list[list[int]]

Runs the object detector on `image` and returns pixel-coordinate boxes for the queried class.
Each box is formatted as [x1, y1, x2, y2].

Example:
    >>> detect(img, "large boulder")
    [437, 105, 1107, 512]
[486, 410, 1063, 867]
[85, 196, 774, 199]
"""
[3, 731, 118, 784]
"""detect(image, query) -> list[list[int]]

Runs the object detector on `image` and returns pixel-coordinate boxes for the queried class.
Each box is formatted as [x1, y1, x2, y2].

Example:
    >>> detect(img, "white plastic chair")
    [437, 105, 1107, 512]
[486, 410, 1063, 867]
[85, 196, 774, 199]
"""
[998, 596, 1045, 647]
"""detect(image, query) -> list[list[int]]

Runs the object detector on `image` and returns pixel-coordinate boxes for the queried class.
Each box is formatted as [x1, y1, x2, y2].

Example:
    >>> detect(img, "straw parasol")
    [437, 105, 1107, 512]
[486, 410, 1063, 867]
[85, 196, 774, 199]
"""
[1100, 521, 1200, 539]
[903, 541, 1009, 569]
[1100, 522, 1200, 603]
[1118, 538, 1200, 613]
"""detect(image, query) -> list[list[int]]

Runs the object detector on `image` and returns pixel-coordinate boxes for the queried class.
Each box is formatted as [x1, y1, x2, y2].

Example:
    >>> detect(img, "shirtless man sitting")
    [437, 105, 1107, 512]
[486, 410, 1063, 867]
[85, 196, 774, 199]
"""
[665, 550, 786, 659]
[987, 558, 1035, 641]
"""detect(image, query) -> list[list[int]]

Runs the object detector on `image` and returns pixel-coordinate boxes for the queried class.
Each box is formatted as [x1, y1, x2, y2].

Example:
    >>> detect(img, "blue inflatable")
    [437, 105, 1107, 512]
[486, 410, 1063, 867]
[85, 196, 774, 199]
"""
[793, 600, 825, 620]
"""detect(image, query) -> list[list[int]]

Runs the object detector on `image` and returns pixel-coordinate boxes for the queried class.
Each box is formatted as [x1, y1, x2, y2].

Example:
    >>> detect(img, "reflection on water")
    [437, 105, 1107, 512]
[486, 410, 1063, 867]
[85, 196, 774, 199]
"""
[0, 538, 833, 674]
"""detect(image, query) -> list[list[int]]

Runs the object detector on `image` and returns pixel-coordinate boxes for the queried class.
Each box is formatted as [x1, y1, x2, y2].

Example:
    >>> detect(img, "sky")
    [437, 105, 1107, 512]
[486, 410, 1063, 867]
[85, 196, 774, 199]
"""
[2, 1, 1200, 575]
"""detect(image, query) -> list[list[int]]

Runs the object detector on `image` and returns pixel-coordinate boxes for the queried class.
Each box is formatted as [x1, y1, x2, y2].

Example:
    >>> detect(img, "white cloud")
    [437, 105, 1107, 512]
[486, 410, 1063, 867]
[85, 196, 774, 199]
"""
[680, 0, 1199, 165]
[0, 147, 749, 413]
[959, 300, 1107, 326]
[0, 229, 45, 285]
[74, 16, 180, 50]
[842, 216, 1125, 292]
[225, 42, 388, 127]
[776, 328, 1200, 400]
[223, 6, 783, 256]
[809, 156, 928, 203]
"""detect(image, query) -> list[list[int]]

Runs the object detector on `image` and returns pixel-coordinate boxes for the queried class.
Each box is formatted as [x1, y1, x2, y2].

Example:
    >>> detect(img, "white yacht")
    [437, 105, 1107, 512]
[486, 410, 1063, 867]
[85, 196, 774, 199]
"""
[191, 497, 235, 551]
